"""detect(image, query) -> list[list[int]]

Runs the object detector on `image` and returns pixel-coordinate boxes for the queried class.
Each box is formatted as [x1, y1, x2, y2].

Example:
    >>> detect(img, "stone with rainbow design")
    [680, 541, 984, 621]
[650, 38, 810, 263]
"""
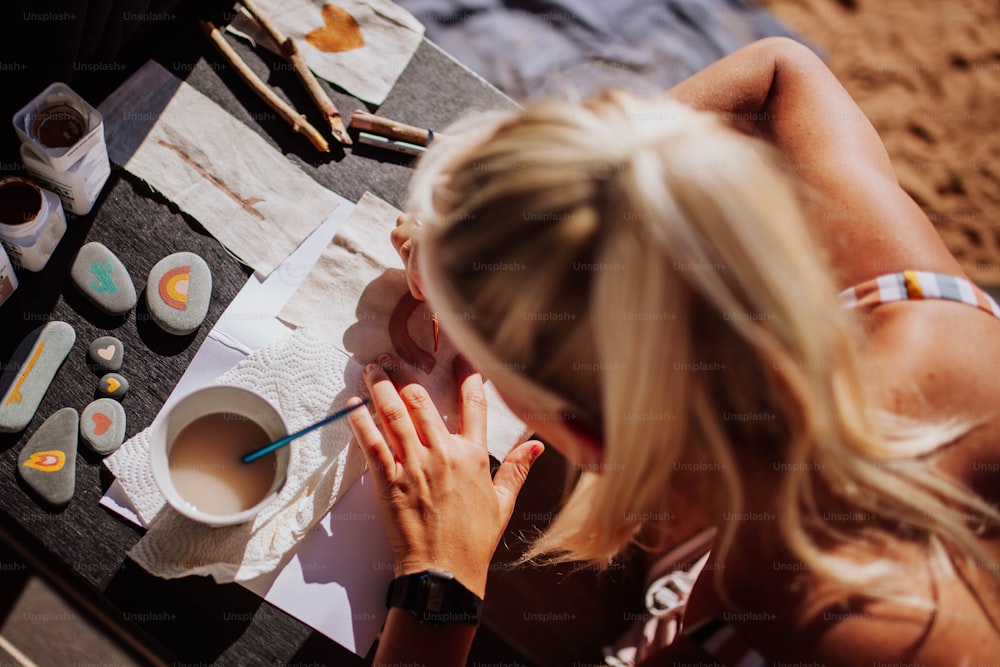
[145, 251, 212, 335]
[70, 242, 137, 315]
[80, 398, 126, 455]
[17, 407, 78, 506]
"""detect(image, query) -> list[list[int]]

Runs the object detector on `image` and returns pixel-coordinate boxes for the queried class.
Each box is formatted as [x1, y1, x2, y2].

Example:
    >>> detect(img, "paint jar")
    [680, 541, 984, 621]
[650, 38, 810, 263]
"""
[0, 244, 17, 309]
[12, 83, 111, 216]
[0, 177, 67, 272]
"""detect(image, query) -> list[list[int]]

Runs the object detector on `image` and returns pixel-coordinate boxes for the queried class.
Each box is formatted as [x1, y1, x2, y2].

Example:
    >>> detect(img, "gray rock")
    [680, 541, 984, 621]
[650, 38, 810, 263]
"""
[80, 398, 126, 455]
[70, 242, 137, 315]
[87, 336, 124, 372]
[0, 321, 76, 433]
[97, 373, 129, 401]
[17, 407, 78, 506]
[145, 252, 212, 336]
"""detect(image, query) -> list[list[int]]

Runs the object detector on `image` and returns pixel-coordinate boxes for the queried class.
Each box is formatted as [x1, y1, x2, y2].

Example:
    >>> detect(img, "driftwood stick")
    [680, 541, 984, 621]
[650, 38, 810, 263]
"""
[350, 110, 434, 147]
[239, 0, 286, 50]
[200, 20, 329, 153]
[283, 37, 352, 145]
[240, 0, 352, 146]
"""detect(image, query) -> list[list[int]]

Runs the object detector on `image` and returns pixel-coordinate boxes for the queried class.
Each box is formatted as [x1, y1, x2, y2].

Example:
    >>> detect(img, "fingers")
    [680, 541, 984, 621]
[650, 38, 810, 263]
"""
[493, 440, 544, 521]
[391, 214, 415, 252]
[406, 250, 426, 301]
[455, 355, 488, 445]
[347, 396, 397, 480]
[379, 354, 448, 443]
[364, 361, 424, 462]
[392, 215, 427, 301]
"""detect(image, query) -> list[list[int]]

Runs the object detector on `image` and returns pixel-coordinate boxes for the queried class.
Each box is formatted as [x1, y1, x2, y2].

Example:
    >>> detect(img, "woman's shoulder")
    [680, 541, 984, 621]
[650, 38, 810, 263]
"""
[705, 533, 1000, 665]
[862, 298, 1000, 499]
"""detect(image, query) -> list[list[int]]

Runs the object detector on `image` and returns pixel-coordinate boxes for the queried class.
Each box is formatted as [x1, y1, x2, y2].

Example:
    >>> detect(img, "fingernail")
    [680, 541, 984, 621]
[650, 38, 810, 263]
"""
[346, 396, 363, 407]
[365, 363, 379, 375]
[377, 353, 393, 365]
[530, 443, 544, 461]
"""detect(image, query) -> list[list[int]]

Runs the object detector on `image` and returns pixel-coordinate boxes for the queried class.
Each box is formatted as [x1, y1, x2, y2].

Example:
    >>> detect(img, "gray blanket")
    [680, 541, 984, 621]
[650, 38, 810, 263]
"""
[395, 0, 806, 99]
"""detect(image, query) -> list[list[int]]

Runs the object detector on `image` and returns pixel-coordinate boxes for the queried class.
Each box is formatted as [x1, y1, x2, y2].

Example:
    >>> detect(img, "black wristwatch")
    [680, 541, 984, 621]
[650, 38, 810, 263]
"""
[385, 569, 483, 626]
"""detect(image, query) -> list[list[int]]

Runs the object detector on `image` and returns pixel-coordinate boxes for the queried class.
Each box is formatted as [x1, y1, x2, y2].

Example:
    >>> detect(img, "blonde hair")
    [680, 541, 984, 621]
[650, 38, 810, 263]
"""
[408, 91, 1000, 601]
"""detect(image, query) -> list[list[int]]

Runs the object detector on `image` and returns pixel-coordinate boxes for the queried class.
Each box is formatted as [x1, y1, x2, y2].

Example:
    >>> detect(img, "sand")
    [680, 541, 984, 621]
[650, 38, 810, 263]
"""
[756, 0, 1000, 284]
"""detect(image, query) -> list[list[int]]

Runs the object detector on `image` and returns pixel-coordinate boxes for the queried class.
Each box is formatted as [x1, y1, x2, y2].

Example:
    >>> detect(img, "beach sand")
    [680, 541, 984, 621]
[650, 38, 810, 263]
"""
[757, 0, 1000, 284]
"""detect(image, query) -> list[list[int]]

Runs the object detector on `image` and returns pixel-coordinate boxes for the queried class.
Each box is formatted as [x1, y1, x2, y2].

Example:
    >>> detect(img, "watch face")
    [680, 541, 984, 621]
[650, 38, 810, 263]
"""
[421, 572, 450, 613]
[388, 570, 481, 626]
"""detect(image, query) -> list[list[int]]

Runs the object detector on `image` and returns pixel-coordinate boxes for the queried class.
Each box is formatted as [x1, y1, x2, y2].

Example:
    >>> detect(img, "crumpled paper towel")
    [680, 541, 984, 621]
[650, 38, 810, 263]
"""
[98, 60, 340, 277]
[105, 328, 367, 582]
[228, 0, 425, 105]
[279, 192, 530, 462]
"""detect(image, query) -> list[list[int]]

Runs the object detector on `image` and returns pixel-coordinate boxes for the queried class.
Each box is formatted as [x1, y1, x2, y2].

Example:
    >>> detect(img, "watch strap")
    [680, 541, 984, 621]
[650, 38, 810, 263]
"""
[386, 569, 483, 626]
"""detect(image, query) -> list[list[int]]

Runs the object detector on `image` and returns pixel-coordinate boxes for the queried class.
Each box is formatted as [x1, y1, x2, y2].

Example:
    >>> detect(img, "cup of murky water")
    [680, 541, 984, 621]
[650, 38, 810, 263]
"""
[150, 385, 290, 527]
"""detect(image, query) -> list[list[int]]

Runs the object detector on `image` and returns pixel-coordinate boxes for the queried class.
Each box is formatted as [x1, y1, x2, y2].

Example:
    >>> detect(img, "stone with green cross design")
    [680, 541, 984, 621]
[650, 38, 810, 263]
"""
[70, 242, 137, 315]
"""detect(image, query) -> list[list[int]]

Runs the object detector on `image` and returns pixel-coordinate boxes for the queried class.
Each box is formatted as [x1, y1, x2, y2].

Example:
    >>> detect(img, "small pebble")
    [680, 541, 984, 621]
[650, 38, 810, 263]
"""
[17, 407, 78, 506]
[145, 252, 212, 336]
[87, 335, 124, 372]
[0, 321, 76, 433]
[97, 373, 129, 401]
[70, 242, 137, 315]
[80, 398, 126, 455]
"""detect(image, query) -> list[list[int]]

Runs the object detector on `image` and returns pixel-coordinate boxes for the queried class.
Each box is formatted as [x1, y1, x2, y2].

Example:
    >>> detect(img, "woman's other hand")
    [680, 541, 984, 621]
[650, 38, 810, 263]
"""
[391, 214, 427, 301]
[348, 353, 544, 597]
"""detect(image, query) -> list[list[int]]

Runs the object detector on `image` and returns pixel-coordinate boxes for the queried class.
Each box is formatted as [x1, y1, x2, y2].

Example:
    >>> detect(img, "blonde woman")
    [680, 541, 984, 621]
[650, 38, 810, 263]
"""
[346, 37, 1000, 665]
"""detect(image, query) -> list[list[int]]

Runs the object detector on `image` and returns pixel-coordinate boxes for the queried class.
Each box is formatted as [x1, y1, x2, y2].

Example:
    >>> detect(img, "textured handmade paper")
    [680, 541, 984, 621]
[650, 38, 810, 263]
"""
[228, 0, 424, 105]
[99, 61, 340, 277]
[228, 0, 425, 105]
[105, 328, 366, 582]
[279, 192, 528, 462]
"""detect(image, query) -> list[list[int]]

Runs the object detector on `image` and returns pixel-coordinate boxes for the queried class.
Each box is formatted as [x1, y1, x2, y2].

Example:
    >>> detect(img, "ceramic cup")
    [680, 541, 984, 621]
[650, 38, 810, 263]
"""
[150, 385, 290, 527]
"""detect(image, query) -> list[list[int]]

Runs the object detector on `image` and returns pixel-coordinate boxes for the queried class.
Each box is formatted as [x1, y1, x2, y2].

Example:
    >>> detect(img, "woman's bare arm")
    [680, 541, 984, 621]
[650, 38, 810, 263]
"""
[667, 37, 965, 289]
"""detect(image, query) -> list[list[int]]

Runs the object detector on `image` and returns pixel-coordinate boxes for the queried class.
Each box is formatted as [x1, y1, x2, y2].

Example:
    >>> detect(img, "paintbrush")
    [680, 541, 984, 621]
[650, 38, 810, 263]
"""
[242, 399, 369, 463]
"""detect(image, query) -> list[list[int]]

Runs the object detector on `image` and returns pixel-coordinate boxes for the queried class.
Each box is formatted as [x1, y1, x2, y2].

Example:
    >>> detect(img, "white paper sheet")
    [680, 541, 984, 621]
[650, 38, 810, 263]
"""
[279, 192, 529, 461]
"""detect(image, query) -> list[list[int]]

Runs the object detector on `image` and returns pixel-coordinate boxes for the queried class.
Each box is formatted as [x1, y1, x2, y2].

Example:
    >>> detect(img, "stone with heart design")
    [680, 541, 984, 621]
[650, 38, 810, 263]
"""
[87, 336, 124, 372]
[97, 372, 129, 401]
[145, 252, 212, 336]
[80, 398, 126, 455]
[17, 407, 78, 506]
[306, 4, 365, 53]
[70, 242, 137, 315]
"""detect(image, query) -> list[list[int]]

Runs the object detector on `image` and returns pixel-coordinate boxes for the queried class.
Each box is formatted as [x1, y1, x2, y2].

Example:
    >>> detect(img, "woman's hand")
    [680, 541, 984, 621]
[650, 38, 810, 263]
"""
[391, 214, 426, 301]
[347, 353, 544, 597]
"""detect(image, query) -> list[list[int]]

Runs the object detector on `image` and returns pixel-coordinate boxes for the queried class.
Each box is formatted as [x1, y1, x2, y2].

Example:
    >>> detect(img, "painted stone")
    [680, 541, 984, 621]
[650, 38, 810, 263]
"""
[70, 242, 137, 315]
[17, 407, 78, 506]
[80, 398, 126, 455]
[145, 252, 212, 336]
[87, 335, 124, 372]
[97, 373, 129, 401]
[0, 321, 76, 433]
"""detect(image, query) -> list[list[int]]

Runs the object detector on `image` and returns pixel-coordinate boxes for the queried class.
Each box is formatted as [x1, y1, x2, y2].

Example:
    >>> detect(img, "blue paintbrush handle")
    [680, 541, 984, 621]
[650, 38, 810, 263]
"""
[242, 399, 369, 463]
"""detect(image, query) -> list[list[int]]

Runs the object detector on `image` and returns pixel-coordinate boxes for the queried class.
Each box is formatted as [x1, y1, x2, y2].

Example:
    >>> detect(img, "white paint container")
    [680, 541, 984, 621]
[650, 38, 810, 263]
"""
[0, 177, 67, 272]
[0, 244, 17, 309]
[12, 83, 111, 215]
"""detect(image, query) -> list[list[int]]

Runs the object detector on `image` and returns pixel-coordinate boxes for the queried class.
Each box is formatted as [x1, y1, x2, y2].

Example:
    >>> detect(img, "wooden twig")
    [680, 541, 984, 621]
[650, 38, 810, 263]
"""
[241, 0, 352, 146]
[200, 20, 329, 153]
[350, 110, 434, 147]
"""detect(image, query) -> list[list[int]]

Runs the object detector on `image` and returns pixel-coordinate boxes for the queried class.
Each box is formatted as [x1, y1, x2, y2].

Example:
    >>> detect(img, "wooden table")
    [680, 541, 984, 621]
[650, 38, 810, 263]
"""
[0, 13, 521, 665]
[0, 8, 653, 664]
